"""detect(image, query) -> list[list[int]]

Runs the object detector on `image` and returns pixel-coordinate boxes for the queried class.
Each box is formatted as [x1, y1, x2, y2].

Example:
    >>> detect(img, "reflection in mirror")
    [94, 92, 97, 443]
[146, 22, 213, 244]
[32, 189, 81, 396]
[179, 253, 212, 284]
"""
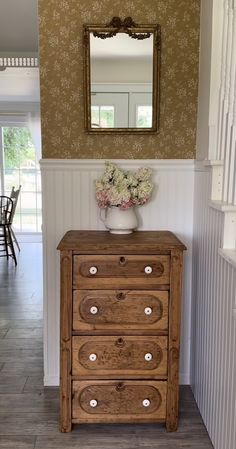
[90, 33, 153, 129]
[84, 18, 161, 133]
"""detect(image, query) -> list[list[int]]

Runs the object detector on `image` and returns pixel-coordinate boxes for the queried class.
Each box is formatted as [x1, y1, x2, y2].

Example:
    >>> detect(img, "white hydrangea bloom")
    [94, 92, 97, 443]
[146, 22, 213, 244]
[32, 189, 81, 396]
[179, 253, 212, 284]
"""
[113, 168, 126, 185]
[127, 174, 138, 187]
[136, 167, 152, 182]
[95, 180, 104, 191]
[138, 181, 153, 199]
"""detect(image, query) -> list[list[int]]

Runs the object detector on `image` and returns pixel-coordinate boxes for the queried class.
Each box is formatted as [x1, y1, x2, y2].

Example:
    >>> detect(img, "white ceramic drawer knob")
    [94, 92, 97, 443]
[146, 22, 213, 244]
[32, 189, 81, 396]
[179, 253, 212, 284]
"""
[144, 307, 152, 315]
[143, 399, 151, 407]
[145, 353, 153, 361]
[89, 353, 97, 362]
[90, 306, 98, 315]
[89, 266, 98, 275]
[144, 266, 153, 274]
[90, 399, 98, 408]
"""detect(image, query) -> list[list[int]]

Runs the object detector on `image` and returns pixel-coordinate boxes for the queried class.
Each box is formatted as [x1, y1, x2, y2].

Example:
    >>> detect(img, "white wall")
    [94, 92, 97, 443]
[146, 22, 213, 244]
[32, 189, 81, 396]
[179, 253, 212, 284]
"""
[91, 58, 153, 84]
[192, 166, 236, 449]
[192, 1, 236, 448]
[41, 158, 194, 386]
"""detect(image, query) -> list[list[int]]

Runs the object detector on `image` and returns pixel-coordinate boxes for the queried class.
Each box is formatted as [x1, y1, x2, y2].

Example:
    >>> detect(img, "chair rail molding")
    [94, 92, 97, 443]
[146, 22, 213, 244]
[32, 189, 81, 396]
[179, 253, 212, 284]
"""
[40, 158, 194, 170]
[40, 158, 195, 386]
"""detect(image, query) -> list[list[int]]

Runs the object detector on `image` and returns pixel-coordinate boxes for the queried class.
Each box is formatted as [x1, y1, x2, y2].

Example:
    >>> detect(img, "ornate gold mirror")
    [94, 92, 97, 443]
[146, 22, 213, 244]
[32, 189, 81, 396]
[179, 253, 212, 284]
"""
[84, 17, 161, 133]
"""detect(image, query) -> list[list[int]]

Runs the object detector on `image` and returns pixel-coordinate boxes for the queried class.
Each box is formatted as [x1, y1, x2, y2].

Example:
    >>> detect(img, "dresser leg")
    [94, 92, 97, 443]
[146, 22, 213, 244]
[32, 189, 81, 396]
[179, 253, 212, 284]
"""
[166, 250, 183, 432]
[60, 422, 72, 432]
[60, 348, 72, 432]
[60, 420, 72, 433]
[166, 422, 178, 432]
[166, 365, 179, 432]
[166, 368, 179, 432]
[166, 407, 178, 432]
[60, 251, 73, 432]
[166, 345, 180, 431]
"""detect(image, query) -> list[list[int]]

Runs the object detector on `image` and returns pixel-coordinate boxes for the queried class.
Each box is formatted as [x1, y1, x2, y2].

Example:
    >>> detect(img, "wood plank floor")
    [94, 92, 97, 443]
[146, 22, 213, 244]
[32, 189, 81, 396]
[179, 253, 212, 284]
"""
[0, 243, 213, 449]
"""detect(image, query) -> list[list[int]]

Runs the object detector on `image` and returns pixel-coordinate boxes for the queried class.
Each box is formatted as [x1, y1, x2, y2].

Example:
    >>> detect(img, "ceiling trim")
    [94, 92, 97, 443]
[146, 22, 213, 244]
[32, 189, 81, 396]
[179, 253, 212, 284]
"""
[0, 55, 39, 69]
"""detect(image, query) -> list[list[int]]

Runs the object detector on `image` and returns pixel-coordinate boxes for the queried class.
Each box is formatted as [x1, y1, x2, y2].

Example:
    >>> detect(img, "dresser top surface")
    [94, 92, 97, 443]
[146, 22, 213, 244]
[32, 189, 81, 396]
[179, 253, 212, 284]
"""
[57, 230, 186, 253]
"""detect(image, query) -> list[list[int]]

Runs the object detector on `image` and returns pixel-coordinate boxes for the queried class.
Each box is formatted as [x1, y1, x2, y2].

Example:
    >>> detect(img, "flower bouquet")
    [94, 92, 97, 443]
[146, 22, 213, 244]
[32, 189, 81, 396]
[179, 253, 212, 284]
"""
[95, 162, 154, 234]
[95, 161, 153, 210]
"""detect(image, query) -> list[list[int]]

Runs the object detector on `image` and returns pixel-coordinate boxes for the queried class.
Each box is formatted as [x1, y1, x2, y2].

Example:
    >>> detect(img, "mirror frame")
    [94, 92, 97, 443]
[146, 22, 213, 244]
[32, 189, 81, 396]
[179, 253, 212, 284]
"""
[83, 17, 161, 134]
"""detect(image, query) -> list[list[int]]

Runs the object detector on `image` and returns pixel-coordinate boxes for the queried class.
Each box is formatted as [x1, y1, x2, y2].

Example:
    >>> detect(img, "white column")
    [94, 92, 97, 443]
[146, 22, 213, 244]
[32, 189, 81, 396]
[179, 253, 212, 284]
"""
[216, 0, 230, 159]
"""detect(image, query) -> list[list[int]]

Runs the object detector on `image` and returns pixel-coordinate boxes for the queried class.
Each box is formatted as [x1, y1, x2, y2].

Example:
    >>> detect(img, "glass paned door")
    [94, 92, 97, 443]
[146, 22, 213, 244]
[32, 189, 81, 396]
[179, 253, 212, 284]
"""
[1, 126, 42, 233]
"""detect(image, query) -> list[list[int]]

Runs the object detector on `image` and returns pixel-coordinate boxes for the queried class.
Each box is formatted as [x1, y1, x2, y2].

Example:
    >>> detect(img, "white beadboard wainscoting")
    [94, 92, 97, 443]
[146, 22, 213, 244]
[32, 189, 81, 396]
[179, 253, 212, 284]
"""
[192, 166, 236, 449]
[40, 158, 195, 386]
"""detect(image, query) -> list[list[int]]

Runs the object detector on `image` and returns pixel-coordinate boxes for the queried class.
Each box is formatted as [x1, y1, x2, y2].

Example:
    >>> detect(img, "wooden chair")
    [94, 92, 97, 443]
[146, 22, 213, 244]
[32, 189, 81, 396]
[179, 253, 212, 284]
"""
[0, 196, 17, 265]
[10, 185, 21, 252]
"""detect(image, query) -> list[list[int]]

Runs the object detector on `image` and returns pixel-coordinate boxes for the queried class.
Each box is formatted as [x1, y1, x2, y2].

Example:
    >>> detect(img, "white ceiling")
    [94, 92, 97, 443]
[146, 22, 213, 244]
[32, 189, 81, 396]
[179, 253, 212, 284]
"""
[0, 68, 40, 102]
[91, 33, 153, 59]
[0, 0, 38, 54]
[0, 67, 40, 104]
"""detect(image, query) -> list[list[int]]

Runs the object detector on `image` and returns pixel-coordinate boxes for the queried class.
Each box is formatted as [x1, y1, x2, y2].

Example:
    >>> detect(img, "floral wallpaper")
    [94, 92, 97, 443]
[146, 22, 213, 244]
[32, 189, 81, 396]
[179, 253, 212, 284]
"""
[38, 0, 200, 159]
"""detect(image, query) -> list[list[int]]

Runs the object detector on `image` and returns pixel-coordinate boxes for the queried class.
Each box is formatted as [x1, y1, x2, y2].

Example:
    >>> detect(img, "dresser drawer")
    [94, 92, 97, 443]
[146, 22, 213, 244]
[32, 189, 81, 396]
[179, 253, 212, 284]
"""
[73, 290, 168, 332]
[72, 380, 167, 423]
[73, 255, 170, 290]
[72, 335, 167, 377]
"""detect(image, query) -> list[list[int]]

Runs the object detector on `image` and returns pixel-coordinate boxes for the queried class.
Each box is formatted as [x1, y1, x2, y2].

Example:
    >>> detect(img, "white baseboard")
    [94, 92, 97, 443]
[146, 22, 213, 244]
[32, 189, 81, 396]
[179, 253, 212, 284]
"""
[44, 375, 59, 387]
[180, 373, 190, 385]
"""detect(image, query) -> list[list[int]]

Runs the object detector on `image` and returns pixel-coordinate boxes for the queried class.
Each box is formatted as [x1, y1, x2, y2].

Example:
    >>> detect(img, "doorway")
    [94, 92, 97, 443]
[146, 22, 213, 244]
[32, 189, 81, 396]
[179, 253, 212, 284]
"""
[0, 125, 42, 234]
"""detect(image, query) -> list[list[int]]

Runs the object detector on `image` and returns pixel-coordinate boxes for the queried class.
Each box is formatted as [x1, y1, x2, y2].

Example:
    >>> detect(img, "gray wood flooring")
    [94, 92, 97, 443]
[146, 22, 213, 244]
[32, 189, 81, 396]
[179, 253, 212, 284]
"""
[0, 243, 213, 449]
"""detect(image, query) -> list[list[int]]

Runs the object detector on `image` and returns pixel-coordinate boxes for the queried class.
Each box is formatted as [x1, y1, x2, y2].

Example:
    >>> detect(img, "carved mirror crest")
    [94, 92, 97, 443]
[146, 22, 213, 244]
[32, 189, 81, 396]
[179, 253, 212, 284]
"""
[84, 17, 161, 133]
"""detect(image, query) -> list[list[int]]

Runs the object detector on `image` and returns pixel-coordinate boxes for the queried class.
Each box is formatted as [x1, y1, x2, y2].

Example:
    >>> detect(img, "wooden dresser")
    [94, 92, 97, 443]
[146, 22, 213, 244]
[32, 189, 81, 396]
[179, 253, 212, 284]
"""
[57, 230, 186, 432]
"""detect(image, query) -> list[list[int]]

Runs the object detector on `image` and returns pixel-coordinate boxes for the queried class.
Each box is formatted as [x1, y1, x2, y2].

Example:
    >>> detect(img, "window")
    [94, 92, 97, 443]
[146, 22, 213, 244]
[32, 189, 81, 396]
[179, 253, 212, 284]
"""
[1, 126, 42, 233]
[91, 105, 115, 128]
[136, 106, 152, 128]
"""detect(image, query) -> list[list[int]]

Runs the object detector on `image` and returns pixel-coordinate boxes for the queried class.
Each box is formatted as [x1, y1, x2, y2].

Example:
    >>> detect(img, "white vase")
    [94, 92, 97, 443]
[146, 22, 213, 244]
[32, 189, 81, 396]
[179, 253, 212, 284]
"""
[100, 206, 138, 234]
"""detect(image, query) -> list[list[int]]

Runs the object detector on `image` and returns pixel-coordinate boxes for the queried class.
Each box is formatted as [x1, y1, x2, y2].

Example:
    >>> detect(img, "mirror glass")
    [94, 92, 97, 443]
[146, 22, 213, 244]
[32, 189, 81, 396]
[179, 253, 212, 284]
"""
[84, 21, 161, 133]
[90, 33, 153, 129]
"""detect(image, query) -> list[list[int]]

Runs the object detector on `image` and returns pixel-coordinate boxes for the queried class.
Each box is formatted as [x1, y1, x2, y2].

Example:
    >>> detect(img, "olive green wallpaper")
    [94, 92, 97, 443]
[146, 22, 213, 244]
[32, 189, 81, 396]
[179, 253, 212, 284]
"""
[38, 0, 200, 159]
